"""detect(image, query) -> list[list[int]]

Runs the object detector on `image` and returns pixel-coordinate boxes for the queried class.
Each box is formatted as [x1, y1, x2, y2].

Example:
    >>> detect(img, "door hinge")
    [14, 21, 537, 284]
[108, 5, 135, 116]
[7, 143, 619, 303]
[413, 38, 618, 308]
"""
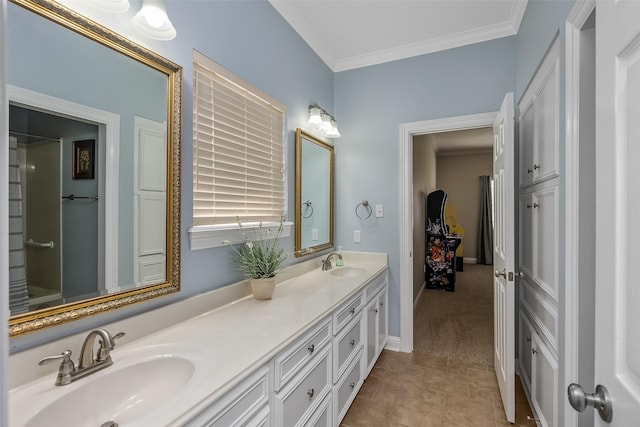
[508, 271, 514, 281]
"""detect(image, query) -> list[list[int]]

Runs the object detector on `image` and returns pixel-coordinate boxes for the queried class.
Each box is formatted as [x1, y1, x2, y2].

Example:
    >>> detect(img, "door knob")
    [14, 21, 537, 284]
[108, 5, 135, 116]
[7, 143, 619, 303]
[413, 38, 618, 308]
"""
[567, 383, 613, 422]
[494, 268, 507, 278]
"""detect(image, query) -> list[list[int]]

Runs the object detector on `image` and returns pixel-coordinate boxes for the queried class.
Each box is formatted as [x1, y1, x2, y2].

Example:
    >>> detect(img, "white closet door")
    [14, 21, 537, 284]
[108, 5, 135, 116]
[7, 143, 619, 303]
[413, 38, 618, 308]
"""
[134, 116, 166, 285]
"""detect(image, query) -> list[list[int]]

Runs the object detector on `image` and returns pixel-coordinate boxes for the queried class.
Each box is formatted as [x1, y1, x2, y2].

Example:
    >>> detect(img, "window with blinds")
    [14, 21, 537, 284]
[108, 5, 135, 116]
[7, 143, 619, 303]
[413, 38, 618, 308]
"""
[193, 51, 287, 226]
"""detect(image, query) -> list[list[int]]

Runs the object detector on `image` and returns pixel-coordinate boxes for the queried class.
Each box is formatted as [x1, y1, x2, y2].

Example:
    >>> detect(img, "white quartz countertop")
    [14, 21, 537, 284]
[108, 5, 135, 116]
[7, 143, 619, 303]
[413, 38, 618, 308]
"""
[9, 252, 388, 427]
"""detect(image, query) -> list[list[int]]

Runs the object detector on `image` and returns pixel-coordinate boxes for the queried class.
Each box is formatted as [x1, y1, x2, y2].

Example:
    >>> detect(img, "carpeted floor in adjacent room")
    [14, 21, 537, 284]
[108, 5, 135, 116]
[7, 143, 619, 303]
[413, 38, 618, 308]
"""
[413, 263, 494, 366]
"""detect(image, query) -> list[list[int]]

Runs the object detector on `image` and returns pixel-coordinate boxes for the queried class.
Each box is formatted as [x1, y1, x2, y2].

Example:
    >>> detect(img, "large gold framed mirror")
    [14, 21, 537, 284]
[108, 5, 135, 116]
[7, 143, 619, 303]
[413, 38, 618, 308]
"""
[295, 129, 334, 256]
[7, 0, 182, 336]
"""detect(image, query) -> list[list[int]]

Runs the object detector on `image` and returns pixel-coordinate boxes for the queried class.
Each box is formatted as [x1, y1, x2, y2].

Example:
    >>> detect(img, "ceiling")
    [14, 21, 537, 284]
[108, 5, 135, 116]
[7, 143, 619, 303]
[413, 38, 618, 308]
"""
[269, 0, 528, 72]
[431, 128, 494, 154]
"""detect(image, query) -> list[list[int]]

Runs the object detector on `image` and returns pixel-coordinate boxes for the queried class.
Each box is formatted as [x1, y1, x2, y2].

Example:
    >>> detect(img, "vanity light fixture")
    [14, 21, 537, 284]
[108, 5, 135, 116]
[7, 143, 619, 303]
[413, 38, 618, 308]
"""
[131, 0, 176, 40]
[307, 104, 340, 139]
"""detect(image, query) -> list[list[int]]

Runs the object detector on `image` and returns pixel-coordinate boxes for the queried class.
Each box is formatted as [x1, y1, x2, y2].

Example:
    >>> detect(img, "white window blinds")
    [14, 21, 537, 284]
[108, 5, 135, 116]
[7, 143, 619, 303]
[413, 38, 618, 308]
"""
[193, 51, 287, 226]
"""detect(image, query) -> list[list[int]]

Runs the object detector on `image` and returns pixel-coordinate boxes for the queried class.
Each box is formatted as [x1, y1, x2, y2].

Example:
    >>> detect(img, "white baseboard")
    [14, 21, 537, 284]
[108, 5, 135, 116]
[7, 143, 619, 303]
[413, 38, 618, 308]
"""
[414, 282, 425, 310]
[464, 257, 478, 264]
[385, 336, 401, 352]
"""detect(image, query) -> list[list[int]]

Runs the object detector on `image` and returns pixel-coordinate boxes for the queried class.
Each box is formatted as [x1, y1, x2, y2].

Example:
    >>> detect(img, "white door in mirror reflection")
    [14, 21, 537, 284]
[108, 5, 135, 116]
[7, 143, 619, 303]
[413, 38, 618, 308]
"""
[134, 116, 167, 285]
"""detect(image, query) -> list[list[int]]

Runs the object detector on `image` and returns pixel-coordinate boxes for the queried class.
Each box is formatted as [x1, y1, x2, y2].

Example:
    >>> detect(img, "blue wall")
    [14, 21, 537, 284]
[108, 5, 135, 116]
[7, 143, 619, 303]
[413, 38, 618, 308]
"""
[334, 37, 517, 335]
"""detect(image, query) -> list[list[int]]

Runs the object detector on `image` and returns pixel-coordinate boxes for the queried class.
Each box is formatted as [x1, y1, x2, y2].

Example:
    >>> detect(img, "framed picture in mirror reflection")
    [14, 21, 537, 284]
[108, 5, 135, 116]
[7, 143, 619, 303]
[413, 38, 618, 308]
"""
[73, 139, 95, 179]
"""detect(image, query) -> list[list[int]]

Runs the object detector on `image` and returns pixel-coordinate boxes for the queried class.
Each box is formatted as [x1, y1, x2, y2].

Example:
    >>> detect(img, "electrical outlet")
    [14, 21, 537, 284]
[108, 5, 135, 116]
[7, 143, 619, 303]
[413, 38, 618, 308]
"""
[354, 230, 361, 243]
[375, 204, 384, 218]
[312, 229, 318, 241]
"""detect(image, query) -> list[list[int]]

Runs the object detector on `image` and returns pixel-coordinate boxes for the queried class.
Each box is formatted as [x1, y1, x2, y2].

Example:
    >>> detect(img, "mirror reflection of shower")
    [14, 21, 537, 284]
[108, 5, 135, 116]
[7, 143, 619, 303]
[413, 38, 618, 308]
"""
[9, 105, 99, 314]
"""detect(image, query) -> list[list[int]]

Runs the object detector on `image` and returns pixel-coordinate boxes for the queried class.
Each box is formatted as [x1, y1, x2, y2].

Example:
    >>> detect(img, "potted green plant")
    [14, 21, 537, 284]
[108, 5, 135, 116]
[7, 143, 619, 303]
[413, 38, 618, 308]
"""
[226, 217, 287, 300]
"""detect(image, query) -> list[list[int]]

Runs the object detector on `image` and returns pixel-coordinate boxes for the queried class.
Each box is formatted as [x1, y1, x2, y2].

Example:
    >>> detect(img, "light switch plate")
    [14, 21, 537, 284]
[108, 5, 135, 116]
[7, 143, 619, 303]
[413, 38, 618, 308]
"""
[354, 230, 361, 243]
[312, 229, 318, 241]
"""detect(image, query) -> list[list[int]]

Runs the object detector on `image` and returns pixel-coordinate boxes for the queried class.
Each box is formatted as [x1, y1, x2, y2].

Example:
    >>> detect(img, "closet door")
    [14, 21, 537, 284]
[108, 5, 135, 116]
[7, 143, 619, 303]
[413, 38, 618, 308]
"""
[533, 55, 559, 184]
[519, 193, 534, 279]
[532, 186, 559, 302]
[519, 101, 536, 188]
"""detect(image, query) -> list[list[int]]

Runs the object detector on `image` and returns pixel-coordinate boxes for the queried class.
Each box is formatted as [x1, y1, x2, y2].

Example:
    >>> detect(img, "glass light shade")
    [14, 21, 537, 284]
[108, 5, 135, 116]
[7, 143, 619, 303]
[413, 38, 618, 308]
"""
[320, 114, 333, 135]
[307, 106, 323, 127]
[131, 0, 176, 40]
[325, 119, 341, 138]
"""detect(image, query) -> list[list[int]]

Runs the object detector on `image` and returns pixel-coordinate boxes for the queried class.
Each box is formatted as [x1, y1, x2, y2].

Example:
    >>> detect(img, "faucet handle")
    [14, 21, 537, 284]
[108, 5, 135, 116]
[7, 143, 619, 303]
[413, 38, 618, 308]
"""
[97, 331, 125, 361]
[39, 350, 75, 385]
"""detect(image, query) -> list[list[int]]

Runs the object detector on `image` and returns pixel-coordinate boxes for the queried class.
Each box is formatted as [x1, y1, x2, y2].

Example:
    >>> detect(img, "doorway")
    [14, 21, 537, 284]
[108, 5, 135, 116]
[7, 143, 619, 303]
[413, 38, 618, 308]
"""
[9, 104, 100, 311]
[411, 128, 494, 365]
[399, 112, 497, 353]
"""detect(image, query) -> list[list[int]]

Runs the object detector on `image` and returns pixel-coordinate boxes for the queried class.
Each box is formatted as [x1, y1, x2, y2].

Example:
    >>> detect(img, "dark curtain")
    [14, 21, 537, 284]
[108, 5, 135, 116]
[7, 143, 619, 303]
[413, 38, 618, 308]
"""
[477, 175, 493, 265]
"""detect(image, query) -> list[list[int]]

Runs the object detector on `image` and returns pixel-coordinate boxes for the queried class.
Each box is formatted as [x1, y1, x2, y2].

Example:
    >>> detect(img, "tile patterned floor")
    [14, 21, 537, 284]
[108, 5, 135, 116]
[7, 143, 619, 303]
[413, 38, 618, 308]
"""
[341, 350, 537, 427]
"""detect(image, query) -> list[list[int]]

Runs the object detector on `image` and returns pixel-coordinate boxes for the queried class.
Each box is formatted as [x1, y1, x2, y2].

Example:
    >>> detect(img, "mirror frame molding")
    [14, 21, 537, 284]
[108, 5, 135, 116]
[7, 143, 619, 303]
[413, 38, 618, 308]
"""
[8, 0, 182, 337]
[294, 128, 334, 257]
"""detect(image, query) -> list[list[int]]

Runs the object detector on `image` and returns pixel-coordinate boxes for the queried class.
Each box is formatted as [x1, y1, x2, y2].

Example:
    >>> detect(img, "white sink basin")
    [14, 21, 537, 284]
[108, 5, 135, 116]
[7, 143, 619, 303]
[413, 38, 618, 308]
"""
[329, 266, 367, 278]
[10, 344, 211, 427]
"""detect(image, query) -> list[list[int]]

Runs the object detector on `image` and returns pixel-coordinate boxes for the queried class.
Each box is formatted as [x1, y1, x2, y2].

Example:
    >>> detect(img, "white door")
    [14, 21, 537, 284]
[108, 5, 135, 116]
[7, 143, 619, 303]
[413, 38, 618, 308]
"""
[590, 1, 640, 424]
[493, 92, 515, 423]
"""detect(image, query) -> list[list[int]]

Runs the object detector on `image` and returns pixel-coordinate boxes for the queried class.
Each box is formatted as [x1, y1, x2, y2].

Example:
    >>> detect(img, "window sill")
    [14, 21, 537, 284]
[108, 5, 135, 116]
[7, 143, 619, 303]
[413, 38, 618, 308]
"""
[188, 222, 293, 251]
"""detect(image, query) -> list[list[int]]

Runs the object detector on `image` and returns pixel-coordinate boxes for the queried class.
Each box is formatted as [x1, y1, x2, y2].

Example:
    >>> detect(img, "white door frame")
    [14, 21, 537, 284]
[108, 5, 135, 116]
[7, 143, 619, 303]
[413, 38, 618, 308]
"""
[564, 1, 596, 426]
[399, 111, 497, 352]
[7, 85, 120, 292]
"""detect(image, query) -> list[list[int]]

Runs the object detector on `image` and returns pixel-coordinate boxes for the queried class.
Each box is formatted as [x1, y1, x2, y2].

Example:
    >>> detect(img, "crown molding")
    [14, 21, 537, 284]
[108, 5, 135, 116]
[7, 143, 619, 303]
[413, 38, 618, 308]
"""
[271, 0, 527, 72]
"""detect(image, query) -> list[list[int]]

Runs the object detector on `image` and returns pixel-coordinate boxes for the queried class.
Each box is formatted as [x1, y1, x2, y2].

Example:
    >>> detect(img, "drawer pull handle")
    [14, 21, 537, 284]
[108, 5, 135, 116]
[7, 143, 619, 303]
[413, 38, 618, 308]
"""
[349, 382, 355, 389]
[380, 301, 384, 306]
[349, 339, 356, 346]
[532, 348, 538, 355]
[349, 307, 356, 315]
[526, 336, 532, 343]
[374, 308, 379, 314]
[307, 344, 315, 353]
[307, 388, 315, 398]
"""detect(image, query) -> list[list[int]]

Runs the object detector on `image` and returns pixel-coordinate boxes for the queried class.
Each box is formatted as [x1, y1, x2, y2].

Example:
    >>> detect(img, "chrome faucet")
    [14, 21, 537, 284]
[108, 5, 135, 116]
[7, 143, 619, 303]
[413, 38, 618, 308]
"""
[322, 252, 343, 271]
[39, 328, 125, 386]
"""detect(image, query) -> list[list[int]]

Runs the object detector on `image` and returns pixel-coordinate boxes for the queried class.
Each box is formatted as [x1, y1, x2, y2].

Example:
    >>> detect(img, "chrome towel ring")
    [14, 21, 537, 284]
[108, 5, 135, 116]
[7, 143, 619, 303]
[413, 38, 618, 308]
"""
[302, 200, 314, 218]
[355, 200, 372, 219]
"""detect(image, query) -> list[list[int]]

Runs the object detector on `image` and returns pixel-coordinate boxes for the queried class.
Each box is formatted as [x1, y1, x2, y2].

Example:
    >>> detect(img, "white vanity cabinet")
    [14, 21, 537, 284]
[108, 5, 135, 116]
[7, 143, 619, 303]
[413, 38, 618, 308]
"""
[183, 266, 389, 427]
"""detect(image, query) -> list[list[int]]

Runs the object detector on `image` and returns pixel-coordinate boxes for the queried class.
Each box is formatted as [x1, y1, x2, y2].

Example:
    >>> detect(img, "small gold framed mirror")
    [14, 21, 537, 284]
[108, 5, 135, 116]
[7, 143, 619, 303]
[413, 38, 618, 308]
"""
[295, 129, 334, 256]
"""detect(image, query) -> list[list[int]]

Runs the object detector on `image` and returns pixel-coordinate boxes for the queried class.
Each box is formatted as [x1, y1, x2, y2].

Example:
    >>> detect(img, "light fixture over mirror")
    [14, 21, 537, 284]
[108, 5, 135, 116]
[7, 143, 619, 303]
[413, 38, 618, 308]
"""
[307, 104, 340, 139]
[131, 0, 176, 40]
[7, 0, 182, 337]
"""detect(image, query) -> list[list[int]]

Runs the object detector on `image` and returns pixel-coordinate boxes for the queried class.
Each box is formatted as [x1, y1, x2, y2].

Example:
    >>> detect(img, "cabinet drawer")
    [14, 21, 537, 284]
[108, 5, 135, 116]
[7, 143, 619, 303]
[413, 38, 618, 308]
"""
[303, 393, 332, 427]
[333, 313, 363, 382]
[187, 366, 269, 427]
[276, 346, 332, 427]
[364, 272, 386, 302]
[274, 317, 331, 391]
[334, 349, 363, 425]
[333, 293, 364, 334]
